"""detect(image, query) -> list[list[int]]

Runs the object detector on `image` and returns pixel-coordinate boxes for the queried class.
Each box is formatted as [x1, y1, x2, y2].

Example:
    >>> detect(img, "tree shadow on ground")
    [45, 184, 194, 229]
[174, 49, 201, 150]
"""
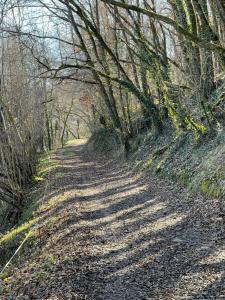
[46, 145, 225, 298]
[11, 143, 225, 299]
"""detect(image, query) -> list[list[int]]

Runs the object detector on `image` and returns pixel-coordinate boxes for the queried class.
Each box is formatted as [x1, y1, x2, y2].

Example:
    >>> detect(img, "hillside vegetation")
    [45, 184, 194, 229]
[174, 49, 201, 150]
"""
[1, 1, 225, 298]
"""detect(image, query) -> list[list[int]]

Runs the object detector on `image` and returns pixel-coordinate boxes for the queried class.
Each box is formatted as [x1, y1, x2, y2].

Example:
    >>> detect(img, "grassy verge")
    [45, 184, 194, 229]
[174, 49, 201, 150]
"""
[0, 150, 59, 273]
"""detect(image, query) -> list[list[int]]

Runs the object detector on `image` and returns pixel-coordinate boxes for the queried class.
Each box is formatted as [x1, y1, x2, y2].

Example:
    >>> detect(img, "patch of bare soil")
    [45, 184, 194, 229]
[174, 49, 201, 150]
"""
[1, 140, 225, 299]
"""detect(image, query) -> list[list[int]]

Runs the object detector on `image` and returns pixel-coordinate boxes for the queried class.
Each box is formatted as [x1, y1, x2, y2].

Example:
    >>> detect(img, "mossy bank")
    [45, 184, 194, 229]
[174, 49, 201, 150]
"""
[86, 127, 225, 200]
[133, 128, 225, 198]
[0, 150, 58, 271]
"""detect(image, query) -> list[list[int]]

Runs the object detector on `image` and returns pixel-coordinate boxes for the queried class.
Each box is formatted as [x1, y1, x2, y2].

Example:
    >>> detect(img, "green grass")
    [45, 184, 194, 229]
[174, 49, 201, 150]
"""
[0, 149, 59, 269]
[37, 151, 58, 176]
[40, 193, 69, 211]
[0, 218, 36, 246]
[31, 175, 44, 183]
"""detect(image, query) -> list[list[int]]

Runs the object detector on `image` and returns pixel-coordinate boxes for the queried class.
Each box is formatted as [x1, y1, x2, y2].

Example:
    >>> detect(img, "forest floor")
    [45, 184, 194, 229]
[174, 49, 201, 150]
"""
[1, 140, 225, 299]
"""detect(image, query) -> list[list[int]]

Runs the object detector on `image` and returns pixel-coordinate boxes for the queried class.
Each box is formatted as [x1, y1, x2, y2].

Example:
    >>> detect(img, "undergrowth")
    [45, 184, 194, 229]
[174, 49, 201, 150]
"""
[84, 127, 123, 157]
[0, 150, 58, 271]
[131, 128, 225, 199]
[87, 126, 225, 200]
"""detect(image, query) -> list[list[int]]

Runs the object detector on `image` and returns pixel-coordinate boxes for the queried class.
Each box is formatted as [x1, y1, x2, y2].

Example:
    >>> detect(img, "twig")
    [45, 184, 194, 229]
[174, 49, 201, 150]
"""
[0, 233, 30, 274]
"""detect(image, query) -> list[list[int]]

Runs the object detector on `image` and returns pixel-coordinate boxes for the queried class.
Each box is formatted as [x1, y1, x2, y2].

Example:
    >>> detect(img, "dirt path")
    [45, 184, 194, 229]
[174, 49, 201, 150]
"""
[1, 141, 225, 299]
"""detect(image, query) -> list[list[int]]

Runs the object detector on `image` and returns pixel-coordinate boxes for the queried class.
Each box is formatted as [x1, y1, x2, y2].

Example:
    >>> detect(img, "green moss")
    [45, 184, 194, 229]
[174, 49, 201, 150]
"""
[19, 153, 58, 224]
[0, 149, 60, 269]
[39, 193, 69, 212]
[44, 215, 61, 229]
[156, 163, 161, 173]
[0, 218, 36, 246]
[177, 170, 190, 187]
[38, 163, 58, 176]
[31, 175, 44, 183]
[130, 128, 225, 200]
[141, 155, 154, 170]
[33, 271, 47, 281]
[200, 179, 222, 198]
[19, 197, 39, 225]
[38, 152, 53, 166]
[37, 151, 58, 176]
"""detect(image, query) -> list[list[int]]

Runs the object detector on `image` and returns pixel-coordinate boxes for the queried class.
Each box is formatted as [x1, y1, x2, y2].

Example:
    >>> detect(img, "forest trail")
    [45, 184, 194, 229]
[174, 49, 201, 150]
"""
[2, 140, 225, 300]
